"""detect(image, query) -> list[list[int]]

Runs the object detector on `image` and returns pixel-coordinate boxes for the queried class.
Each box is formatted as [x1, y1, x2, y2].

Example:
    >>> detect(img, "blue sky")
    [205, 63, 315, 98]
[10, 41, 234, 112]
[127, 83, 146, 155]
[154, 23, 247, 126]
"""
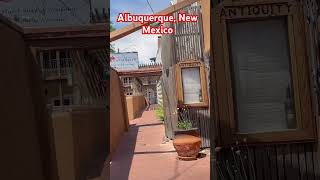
[110, 0, 172, 63]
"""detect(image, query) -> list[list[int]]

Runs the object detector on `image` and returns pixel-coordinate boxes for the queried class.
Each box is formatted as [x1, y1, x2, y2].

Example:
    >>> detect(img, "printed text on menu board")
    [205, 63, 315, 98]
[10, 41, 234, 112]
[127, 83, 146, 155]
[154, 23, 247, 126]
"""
[116, 12, 198, 34]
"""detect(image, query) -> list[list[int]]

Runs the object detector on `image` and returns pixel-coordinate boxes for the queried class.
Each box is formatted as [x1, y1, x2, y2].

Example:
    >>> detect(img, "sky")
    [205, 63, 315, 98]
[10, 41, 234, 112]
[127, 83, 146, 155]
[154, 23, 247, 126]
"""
[110, 0, 172, 63]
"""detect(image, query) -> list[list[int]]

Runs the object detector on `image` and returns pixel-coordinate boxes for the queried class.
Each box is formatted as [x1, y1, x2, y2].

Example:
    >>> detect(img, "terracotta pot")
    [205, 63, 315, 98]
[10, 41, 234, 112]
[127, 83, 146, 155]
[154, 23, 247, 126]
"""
[173, 129, 201, 161]
[174, 128, 200, 137]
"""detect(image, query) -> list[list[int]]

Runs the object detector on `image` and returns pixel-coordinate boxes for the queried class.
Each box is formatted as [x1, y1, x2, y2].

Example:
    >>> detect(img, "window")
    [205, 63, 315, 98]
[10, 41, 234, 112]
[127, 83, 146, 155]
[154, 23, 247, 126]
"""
[148, 79, 157, 84]
[125, 88, 133, 96]
[176, 60, 208, 107]
[212, 1, 316, 145]
[60, 51, 72, 68]
[50, 51, 56, 60]
[123, 77, 133, 86]
[63, 98, 71, 106]
[60, 51, 67, 59]
[52, 96, 73, 106]
[41, 50, 72, 69]
[53, 99, 60, 106]
[42, 51, 57, 69]
[43, 51, 50, 68]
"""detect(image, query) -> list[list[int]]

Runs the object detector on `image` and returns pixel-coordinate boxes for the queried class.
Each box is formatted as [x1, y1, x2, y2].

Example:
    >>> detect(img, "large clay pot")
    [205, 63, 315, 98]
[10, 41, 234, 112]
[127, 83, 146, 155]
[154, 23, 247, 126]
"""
[174, 128, 200, 137]
[173, 129, 201, 161]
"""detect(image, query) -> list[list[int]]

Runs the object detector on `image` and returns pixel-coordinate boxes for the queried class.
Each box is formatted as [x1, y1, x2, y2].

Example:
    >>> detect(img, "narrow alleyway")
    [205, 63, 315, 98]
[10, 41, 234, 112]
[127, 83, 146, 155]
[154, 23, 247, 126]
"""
[110, 108, 210, 180]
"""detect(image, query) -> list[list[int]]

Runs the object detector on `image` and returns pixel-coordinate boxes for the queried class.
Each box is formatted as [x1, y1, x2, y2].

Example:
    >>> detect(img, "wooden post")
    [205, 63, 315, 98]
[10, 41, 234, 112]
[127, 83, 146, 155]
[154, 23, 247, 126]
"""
[56, 50, 63, 107]
[210, 1, 217, 180]
[39, 51, 44, 78]
[200, 0, 211, 57]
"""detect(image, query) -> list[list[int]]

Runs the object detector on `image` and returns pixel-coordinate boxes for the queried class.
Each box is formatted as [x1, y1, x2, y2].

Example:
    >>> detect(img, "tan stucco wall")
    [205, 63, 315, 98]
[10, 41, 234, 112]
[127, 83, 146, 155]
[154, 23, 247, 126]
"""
[52, 112, 75, 180]
[126, 95, 146, 120]
[52, 106, 107, 180]
[0, 22, 56, 180]
[72, 107, 107, 179]
[110, 69, 129, 156]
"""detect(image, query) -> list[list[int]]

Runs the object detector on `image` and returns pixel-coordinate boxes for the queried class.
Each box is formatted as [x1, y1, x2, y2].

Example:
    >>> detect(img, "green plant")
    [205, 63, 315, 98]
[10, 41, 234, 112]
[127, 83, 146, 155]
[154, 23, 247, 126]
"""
[110, 22, 116, 53]
[177, 119, 193, 130]
[176, 106, 193, 130]
[155, 103, 164, 122]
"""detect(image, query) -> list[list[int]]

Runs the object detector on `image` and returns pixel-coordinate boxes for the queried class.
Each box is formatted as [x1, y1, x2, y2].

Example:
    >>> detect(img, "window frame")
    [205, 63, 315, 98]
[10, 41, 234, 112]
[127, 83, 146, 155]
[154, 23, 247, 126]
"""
[51, 95, 73, 107]
[123, 77, 132, 86]
[175, 60, 209, 108]
[212, 1, 317, 146]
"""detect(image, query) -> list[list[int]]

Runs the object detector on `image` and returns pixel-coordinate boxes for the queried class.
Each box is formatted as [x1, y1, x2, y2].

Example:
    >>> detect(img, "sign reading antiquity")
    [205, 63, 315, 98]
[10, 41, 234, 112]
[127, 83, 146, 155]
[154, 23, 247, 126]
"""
[110, 52, 139, 71]
[219, 2, 293, 19]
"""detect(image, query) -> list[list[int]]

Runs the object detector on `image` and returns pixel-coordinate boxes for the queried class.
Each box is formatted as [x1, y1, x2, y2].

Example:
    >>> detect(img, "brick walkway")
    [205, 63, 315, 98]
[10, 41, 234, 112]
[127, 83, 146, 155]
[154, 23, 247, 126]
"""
[110, 109, 210, 180]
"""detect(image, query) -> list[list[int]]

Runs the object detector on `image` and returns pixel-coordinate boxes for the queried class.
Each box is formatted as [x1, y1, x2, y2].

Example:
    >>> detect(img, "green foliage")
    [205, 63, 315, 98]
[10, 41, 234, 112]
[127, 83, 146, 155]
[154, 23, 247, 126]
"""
[110, 22, 116, 32]
[176, 106, 193, 130]
[110, 22, 116, 53]
[155, 103, 164, 122]
[177, 119, 193, 130]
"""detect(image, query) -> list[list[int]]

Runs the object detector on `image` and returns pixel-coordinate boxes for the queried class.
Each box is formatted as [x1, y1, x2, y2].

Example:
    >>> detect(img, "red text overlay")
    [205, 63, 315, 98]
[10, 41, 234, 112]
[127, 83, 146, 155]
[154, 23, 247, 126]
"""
[116, 12, 198, 35]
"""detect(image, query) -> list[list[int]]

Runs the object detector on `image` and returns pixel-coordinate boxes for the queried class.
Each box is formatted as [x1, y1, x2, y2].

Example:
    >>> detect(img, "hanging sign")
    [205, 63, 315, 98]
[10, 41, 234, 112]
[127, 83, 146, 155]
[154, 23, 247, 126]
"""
[110, 52, 139, 71]
[219, 2, 294, 19]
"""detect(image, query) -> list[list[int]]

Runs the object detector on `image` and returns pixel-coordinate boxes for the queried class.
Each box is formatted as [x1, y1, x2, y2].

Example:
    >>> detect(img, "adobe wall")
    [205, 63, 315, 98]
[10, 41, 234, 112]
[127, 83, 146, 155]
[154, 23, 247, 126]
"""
[52, 106, 107, 180]
[126, 95, 146, 120]
[110, 69, 129, 156]
[0, 22, 55, 180]
[52, 112, 75, 180]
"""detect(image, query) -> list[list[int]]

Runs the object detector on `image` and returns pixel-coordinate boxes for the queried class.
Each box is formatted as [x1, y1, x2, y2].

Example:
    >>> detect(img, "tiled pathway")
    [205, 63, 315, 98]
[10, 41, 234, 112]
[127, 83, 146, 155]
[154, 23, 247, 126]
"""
[109, 109, 210, 180]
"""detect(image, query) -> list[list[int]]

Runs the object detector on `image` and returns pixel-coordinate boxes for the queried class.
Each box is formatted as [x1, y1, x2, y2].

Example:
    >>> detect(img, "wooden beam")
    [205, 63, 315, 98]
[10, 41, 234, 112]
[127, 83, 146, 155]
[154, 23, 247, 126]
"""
[110, 0, 200, 42]
[200, 0, 211, 56]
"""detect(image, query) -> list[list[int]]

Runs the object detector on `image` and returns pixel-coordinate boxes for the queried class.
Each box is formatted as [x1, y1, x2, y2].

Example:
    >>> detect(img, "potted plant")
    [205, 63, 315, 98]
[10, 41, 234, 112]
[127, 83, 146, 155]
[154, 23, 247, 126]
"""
[173, 106, 201, 160]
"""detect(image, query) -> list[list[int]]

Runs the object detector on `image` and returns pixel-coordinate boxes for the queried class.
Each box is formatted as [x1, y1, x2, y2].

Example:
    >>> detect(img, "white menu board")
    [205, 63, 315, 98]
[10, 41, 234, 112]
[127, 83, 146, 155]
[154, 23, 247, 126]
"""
[181, 67, 202, 104]
[229, 18, 296, 133]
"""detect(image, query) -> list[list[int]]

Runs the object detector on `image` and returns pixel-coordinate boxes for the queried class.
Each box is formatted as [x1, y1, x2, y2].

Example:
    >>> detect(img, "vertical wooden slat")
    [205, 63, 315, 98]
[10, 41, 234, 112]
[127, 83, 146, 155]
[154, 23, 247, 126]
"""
[299, 144, 307, 180]
[255, 147, 265, 180]
[285, 144, 296, 180]
[314, 146, 320, 180]
[305, 144, 315, 180]
[212, 4, 232, 145]
[291, 145, 301, 180]
[277, 145, 286, 180]
[245, 146, 256, 180]
[268, 146, 278, 180]
[261, 147, 271, 180]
